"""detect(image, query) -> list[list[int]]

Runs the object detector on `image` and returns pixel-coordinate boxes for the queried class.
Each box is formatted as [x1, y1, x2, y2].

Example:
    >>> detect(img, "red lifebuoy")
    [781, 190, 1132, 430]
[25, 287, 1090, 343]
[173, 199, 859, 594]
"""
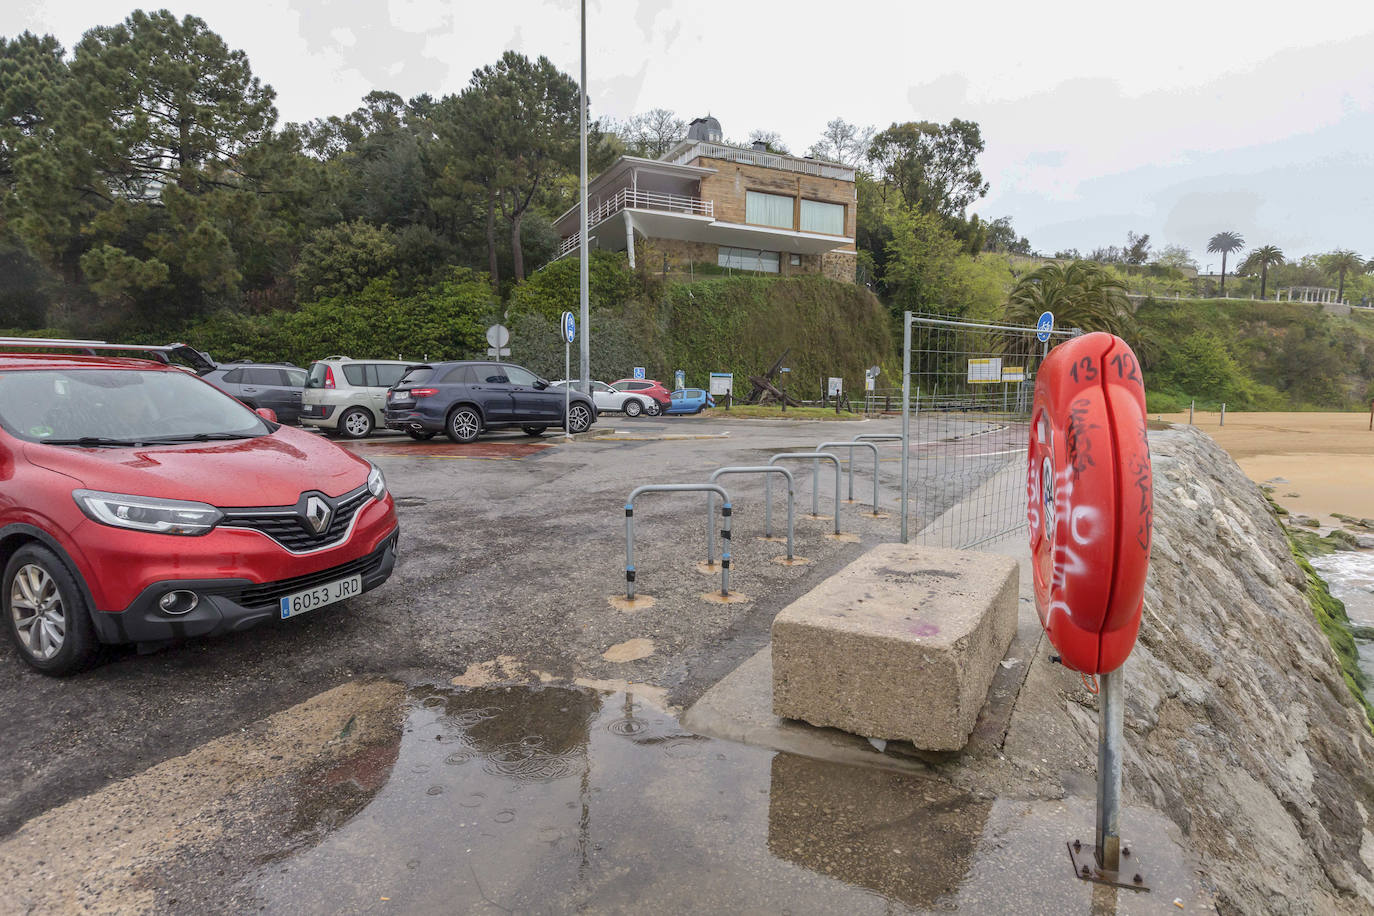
[1027, 332, 1152, 674]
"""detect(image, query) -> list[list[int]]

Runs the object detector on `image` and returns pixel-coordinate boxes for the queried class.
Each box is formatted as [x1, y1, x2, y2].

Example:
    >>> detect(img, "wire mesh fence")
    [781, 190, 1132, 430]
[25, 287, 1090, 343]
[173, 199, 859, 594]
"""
[902, 314, 1079, 549]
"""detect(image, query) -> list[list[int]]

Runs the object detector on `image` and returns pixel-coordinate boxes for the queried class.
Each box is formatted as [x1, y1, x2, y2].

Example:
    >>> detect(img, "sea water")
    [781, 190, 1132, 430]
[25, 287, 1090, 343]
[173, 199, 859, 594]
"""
[1309, 551, 1374, 686]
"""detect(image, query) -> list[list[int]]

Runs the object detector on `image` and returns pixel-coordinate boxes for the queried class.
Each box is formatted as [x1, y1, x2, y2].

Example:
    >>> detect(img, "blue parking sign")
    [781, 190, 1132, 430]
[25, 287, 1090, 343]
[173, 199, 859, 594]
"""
[562, 311, 576, 343]
[1036, 311, 1054, 342]
[633, 367, 645, 380]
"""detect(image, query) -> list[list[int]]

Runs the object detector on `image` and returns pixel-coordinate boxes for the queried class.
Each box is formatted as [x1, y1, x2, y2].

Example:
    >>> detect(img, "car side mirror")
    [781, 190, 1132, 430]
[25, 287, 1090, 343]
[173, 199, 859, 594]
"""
[534, 379, 549, 390]
[255, 407, 278, 423]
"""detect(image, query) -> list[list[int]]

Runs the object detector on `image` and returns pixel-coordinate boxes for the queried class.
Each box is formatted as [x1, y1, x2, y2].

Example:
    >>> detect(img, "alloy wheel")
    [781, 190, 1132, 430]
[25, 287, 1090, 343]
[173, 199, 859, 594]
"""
[10, 564, 64, 661]
[342, 408, 372, 438]
[623, 399, 642, 417]
[449, 409, 480, 442]
[567, 404, 592, 433]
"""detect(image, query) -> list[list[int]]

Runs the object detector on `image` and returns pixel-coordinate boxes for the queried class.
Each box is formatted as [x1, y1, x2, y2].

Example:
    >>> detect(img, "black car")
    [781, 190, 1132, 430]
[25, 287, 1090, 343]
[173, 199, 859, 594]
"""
[202, 360, 307, 424]
[383, 361, 597, 443]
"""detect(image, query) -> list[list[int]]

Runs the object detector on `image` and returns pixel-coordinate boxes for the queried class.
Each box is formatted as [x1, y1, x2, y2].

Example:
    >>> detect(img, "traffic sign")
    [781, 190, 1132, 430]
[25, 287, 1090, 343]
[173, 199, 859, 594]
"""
[486, 324, 510, 348]
[561, 311, 576, 344]
[633, 367, 645, 380]
[1036, 311, 1054, 343]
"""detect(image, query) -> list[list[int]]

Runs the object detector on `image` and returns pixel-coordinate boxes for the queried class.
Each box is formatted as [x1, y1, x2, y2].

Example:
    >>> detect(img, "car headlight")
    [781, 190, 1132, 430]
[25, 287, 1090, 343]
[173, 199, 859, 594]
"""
[367, 463, 387, 499]
[73, 490, 222, 536]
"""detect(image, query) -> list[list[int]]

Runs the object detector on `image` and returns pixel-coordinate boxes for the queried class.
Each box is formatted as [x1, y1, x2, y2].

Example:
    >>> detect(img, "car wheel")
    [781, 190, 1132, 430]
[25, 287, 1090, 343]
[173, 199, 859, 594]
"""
[623, 399, 642, 418]
[645, 400, 663, 417]
[446, 407, 482, 443]
[406, 427, 437, 440]
[566, 403, 593, 434]
[4, 544, 98, 676]
[338, 407, 373, 439]
[522, 426, 547, 437]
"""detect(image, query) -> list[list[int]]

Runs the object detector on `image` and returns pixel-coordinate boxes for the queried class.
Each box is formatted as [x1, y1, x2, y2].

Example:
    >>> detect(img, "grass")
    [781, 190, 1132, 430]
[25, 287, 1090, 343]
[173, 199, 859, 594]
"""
[700, 405, 863, 420]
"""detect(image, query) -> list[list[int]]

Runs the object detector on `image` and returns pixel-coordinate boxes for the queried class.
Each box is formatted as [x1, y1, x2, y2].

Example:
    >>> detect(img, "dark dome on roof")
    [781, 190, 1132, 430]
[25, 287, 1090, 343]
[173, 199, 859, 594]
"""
[687, 116, 722, 142]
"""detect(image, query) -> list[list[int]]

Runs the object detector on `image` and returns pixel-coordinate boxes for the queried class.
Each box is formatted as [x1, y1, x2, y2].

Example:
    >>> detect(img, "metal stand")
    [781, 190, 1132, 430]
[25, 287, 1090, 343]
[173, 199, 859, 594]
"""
[1069, 666, 1149, 892]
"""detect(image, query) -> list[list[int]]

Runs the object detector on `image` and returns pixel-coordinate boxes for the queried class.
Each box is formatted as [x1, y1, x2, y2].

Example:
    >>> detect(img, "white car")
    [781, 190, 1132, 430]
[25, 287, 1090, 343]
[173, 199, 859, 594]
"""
[551, 379, 660, 417]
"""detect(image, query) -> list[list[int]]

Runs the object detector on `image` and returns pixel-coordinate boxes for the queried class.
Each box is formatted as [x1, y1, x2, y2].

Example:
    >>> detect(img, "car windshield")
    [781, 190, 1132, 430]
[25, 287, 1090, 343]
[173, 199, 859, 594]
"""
[0, 369, 271, 445]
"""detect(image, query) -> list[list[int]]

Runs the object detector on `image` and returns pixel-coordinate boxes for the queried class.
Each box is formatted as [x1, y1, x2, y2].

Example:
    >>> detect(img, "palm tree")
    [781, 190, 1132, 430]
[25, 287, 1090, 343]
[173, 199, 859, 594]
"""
[1006, 261, 1133, 337]
[1207, 231, 1245, 297]
[1324, 250, 1367, 302]
[1239, 245, 1284, 300]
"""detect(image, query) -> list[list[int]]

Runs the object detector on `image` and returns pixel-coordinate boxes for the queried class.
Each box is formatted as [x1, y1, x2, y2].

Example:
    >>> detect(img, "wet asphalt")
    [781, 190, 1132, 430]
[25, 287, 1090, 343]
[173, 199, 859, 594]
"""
[0, 413, 1033, 911]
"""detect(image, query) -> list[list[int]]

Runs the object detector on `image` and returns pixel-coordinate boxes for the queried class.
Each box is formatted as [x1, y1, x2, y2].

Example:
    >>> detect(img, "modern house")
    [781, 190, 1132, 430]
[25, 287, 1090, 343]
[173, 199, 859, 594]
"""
[552, 117, 857, 282]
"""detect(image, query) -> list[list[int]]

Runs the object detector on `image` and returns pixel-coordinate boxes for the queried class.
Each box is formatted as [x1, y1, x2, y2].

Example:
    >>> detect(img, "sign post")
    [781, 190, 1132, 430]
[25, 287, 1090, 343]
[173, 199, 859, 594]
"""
[561, 311, 576, 439]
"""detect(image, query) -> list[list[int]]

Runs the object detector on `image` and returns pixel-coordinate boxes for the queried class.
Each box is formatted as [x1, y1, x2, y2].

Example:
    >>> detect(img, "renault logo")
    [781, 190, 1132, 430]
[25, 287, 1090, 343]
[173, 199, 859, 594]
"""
[304, 495, 332, 535]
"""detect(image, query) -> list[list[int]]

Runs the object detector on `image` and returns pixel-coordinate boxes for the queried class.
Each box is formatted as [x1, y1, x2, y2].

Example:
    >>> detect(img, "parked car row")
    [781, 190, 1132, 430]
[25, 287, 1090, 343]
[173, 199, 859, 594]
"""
[0, 339, 400, 676]
[0, 337, 727, 677]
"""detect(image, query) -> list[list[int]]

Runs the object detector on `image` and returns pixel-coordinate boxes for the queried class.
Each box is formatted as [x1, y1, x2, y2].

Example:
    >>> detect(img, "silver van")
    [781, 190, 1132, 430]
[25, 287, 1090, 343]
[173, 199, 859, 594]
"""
[302, 357, 414, 438]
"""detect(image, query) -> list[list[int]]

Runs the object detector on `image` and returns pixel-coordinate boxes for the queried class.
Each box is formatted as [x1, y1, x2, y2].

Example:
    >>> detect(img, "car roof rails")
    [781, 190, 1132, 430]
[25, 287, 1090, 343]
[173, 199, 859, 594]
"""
[0, 337, 218, 375]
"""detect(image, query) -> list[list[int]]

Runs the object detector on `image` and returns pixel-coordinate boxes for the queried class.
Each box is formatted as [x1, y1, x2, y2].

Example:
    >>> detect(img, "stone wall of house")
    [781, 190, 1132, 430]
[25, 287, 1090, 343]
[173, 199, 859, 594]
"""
[692, 157, 857, 255]
[820, 251, 857, 284]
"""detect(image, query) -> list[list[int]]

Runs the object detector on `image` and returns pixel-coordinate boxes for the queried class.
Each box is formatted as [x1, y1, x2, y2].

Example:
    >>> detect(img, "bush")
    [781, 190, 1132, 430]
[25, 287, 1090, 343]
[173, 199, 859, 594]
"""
[508, 250, 645, 320]
[177, 268, 492, 366]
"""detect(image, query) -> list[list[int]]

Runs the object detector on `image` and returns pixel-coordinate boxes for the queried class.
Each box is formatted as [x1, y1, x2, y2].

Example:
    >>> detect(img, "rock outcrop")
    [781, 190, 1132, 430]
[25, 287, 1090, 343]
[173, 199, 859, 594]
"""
[1026, 426, 1374, 912]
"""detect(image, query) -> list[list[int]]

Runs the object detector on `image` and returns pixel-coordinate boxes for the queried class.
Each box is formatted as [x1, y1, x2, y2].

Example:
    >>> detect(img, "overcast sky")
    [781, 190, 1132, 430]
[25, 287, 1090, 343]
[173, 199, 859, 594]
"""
[9, 0, 1374, 262]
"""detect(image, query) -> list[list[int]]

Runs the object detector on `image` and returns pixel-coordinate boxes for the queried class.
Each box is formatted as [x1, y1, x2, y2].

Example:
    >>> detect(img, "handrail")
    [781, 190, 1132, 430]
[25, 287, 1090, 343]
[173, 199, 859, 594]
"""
[819, 441, 881, 515]
[625, 484, 732, 599]
[767, 452, 842, 536]
[705, 466, 796, 564]
[557, 188, 715, 258]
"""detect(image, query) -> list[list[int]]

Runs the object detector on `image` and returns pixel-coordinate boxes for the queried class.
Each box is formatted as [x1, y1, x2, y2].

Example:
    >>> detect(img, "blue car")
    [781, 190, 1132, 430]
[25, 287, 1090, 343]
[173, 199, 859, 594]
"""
[665, 388, 715, 415]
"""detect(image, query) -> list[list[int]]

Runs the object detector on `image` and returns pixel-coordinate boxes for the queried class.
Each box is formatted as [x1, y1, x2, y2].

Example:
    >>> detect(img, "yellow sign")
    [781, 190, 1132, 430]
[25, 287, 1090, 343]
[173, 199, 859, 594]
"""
[967, 358, 1001, 384]
[1001, 366, 1026, 382]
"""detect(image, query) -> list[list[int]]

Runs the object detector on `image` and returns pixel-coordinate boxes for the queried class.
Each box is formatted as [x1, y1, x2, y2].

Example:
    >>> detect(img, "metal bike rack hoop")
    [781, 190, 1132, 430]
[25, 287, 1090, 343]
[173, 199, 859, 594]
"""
[625, 483, 732, 599]
[818, 440, 881, 514]
[766, 452, 842, 535]
[705, 466, 796, 563]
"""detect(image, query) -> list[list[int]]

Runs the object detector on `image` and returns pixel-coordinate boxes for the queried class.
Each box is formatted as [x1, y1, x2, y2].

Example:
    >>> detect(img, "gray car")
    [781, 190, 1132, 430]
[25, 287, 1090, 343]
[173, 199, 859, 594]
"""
[202, 361, 307, 424]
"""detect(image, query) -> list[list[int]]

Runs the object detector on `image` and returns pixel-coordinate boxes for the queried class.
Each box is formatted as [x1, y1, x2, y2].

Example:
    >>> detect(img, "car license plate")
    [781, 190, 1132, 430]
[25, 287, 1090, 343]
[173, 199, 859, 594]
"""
[279, 574, 362, 619]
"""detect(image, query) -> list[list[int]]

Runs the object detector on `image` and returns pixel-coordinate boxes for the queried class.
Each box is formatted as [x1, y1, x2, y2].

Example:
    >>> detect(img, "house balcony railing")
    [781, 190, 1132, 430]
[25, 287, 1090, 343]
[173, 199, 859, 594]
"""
[557, 188, 713, 257]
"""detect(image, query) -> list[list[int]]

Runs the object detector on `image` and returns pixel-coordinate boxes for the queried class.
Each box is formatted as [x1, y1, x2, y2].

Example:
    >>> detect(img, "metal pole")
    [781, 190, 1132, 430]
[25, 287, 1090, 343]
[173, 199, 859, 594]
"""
[900, 312, 912, 544]
[720, 502, 732, 596]
[577, 0, 590, 390]
[624, 502, 635, 600]
[1096, 666, 1124, 872]
[1220, 403, 1226, 426]
[1189, 400, 1194, 425]
[564, 340, 572, 440]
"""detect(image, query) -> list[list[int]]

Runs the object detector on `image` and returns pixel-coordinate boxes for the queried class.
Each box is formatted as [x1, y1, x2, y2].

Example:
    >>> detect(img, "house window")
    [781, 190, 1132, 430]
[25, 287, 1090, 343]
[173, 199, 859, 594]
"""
[718, 247, 780, 273]
[800, 199, 845, 235]
[789, 254, 802, 266]
[745, 191, 793, 229]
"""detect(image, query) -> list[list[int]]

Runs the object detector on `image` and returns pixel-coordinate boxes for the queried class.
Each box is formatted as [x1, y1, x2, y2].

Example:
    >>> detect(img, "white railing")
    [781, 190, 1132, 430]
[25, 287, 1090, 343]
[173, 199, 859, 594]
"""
[666, 141, 856, 181]
[556, 188, 714, 258]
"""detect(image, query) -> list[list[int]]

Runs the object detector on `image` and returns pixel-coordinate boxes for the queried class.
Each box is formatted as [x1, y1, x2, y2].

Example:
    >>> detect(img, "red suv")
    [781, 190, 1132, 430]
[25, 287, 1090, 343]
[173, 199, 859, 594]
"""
[609, 378, 671, 416]
[0, 340, 400, 675]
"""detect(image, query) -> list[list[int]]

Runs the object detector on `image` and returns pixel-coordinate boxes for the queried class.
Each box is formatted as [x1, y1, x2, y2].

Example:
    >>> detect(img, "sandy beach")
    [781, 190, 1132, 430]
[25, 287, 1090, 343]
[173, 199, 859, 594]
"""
[1157, 411, 1374, 523]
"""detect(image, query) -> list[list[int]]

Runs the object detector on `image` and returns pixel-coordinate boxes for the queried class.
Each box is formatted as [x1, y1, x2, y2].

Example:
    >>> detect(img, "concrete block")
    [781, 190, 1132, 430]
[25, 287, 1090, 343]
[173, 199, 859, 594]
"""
[771, 543, 1019, 751]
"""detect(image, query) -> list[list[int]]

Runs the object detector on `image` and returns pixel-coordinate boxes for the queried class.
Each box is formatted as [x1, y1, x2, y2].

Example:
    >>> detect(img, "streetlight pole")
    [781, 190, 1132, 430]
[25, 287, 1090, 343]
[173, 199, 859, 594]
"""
[577, 0, 590, 390]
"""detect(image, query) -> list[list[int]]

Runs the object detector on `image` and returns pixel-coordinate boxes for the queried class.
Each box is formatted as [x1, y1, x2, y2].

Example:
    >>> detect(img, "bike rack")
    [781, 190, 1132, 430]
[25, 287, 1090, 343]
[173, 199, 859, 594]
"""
[818, 440, 882, 515]
[767, 452, 842, 536]
[705, 466, 797, 565]
[625, 483, 733, 600]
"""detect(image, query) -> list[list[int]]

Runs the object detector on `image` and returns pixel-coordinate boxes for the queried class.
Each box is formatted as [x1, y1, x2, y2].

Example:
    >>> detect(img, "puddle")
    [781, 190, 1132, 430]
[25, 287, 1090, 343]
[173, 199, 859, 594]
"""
[244, 684, 1203, 914]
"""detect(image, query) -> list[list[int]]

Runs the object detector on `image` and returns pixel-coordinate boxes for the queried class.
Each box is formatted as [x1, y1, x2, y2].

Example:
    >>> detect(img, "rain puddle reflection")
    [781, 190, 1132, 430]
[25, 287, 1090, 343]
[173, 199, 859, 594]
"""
[248, 683, 1193, 914]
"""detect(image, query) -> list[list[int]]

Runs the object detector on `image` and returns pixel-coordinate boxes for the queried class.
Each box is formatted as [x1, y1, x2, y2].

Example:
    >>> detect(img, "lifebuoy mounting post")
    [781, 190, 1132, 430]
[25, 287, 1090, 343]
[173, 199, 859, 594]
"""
[1027, 331, 1153, 890]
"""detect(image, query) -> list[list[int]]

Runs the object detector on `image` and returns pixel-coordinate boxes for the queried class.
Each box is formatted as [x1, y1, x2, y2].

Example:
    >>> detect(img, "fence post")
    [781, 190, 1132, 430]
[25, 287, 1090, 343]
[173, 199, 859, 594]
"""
[901, 312, 912, 544]
[1220, 403, 1226, 426]
[1189, 400, 1194, 425]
